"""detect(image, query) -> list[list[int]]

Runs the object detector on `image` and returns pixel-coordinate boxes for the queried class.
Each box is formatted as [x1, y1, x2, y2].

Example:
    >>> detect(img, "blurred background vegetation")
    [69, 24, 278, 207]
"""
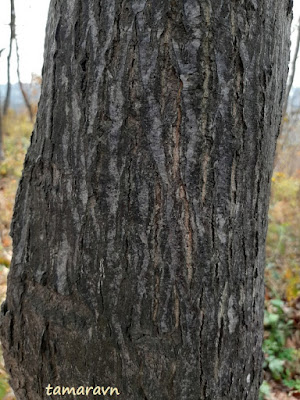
[0, 108, 33, 400]
[259, 109, 300, 400]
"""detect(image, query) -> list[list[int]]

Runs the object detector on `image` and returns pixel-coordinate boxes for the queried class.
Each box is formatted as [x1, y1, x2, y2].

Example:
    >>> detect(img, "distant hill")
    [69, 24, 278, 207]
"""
[289, 87, 300, 111]
[0, 83, 41, 112]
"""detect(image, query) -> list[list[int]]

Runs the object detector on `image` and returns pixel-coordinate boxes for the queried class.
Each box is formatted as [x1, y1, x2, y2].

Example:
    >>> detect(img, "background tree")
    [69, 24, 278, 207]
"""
[0, 105, 3, 161]
[0, 48, 4, 161]
[3, 0, 33, 122]
[2, 0, 15, 117]
[283, 17, 300, 117]
[0, 1, 292, 399]
[275, 16, 300, 173]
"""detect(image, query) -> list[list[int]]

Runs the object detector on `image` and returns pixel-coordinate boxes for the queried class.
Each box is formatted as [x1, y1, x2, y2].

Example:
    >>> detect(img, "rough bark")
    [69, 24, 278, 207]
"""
[0, 1, 292, 399]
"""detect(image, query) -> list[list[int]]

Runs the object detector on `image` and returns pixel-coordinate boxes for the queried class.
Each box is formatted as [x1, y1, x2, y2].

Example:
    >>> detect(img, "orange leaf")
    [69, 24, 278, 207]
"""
[1, 236, 11, 247]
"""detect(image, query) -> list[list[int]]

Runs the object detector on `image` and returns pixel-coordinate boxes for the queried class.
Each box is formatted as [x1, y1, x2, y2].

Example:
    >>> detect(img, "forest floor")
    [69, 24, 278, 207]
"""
[0, 110, 299, 400]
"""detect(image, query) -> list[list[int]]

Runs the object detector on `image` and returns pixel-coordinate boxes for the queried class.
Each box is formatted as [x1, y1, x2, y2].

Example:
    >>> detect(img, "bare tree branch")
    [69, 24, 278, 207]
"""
[3, 38, 13, 115]
[0, 48, 4, 160]
[283, 17, 300, 115]
[3, 0, 16, 115]
[0, 105, 3, 161]
[16, 38, 33, 121]
[3, 0, 33, 121]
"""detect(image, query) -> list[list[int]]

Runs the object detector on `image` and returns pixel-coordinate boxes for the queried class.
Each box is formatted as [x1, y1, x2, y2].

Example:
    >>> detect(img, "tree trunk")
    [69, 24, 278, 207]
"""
[3, 0, 16, 116]
[0, 48, 4, 160]
[0, 1, 292, 399]
[4, 0, 34, 121]
[0, 106, 3, 161]
[16, 38, 34, 122]
[283, 17, 300, 116]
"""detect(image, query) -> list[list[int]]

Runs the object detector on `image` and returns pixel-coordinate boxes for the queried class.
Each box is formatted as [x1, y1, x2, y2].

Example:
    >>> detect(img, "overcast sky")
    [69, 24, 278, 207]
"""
[0, 1, 300, 86]
[0, 0, 50, 84]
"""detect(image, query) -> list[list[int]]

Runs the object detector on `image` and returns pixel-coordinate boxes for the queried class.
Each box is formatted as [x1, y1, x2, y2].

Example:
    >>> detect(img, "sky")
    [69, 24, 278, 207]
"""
[0, 0, 50, 84]
[0, 1, 300, 86]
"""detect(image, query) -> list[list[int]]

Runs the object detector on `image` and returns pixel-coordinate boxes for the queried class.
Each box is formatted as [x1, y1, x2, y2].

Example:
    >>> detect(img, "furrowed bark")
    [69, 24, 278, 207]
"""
[0, 1, 292, 399]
